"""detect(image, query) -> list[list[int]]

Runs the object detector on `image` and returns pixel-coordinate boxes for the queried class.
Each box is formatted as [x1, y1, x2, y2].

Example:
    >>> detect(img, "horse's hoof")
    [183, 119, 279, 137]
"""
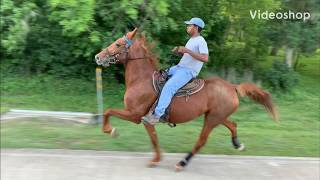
[110, 128, 119, 138]
[237, 144, 245, 151]
[147, 161, 159, 168]
[175, 164, 184, 172]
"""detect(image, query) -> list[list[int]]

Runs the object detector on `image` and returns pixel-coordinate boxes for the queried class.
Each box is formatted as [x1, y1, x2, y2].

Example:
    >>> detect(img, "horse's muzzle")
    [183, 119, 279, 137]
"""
[95, 54, 117, 67]
[95, 55, 108, 67]
[95, 55, 100, 62]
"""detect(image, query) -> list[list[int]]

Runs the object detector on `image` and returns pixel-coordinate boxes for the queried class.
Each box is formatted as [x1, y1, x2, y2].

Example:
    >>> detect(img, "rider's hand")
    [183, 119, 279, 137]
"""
[172, 46, 188, 56]
[177, 46, 189, 54]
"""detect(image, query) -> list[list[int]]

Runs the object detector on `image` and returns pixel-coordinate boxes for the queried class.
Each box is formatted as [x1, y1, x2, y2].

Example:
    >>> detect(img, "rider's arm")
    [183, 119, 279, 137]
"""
[185, 50, 208, 62]
[178, 47, 209, 62]
[177, 39, 209, 62]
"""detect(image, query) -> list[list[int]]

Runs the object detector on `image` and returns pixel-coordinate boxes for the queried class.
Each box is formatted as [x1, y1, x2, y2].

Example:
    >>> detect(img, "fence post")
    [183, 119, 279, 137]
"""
[96, 67, 103, 123]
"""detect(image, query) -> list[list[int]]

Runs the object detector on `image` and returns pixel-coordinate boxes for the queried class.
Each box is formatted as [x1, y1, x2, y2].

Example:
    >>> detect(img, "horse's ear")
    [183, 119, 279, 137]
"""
[127, 27, 138, 39]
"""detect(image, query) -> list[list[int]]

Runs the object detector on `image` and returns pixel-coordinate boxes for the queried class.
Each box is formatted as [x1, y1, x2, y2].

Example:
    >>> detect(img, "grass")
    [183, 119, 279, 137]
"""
[0, 75, 126, 113]
[1, 53, 319, 157]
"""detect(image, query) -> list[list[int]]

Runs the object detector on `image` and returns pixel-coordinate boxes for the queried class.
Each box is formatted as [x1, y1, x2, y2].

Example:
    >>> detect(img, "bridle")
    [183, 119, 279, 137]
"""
[95, 35, 146, 67]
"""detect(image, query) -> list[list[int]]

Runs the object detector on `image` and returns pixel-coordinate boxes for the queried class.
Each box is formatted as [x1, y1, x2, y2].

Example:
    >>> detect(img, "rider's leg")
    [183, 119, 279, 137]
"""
[154, 67, 194, 118]
[167, 65, 178, 76]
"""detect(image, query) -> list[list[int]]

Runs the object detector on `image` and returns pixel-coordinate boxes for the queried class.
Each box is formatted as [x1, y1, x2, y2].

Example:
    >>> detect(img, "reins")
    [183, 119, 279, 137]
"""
[97, 34, 152, 67]
[113, 36, 150, 64]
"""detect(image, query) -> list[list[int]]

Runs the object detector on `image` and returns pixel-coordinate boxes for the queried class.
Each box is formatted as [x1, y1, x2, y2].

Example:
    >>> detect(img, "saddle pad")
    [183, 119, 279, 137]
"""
[152, 71, 205, 97]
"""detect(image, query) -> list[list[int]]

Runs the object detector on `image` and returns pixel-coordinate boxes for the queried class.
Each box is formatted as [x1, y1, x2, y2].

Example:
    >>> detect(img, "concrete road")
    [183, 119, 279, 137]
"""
[1, 149, 319, 180]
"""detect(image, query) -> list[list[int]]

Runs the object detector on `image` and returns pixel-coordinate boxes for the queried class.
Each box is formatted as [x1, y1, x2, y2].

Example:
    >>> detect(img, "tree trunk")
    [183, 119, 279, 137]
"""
[270, 47, 278, 56]
[293, 52, 300, 71]
[285, 46, 294, 68]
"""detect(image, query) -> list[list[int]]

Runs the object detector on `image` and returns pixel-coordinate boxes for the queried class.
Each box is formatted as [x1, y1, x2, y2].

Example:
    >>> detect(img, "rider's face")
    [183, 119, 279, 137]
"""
[186, 24, 196, 36]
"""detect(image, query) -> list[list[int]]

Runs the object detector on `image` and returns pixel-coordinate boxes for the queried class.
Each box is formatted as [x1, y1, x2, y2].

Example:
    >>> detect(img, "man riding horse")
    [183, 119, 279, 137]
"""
[142, 17, 209, 125]
[94, 18, 277, 171]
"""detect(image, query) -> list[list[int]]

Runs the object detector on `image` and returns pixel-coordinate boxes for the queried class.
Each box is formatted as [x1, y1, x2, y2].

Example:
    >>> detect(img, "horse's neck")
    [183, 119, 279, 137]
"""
[124, 43, 157, 88]
[125, 59, 156, 87]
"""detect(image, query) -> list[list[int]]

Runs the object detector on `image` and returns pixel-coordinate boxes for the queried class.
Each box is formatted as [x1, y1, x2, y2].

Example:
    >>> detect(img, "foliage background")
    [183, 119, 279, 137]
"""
[1, 0, 319, 156]
[1, 0, 319, 85]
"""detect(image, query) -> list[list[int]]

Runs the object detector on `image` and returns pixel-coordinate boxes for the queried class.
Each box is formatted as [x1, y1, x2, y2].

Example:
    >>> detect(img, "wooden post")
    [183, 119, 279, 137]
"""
[96, 67, 103, 123]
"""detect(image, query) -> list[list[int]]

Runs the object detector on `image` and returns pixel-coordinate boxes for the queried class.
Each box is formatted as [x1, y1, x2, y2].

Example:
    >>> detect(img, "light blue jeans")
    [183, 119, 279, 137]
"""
[154, 65, 196, 117]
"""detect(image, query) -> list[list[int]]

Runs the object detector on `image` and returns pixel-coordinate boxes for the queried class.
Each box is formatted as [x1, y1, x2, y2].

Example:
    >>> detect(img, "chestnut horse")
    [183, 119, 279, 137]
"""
[95, 28, 278, 171]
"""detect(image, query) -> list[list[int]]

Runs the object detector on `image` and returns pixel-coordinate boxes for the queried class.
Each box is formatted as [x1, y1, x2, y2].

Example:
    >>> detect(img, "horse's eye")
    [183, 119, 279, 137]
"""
[115, 43, 121, 48]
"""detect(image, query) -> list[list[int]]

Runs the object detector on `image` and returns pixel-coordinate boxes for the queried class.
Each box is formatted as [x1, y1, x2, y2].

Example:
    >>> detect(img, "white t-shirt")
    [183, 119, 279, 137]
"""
[178, 36, 208, 76]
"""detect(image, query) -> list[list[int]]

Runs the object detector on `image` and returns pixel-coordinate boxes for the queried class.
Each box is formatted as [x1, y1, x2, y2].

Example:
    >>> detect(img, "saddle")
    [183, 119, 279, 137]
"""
[148, 69, 205, 127]
[152, 70, 205, 98]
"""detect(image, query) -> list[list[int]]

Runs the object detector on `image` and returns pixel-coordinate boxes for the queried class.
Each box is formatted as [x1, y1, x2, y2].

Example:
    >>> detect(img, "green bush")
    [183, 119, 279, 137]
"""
[263, 61, 299, 91]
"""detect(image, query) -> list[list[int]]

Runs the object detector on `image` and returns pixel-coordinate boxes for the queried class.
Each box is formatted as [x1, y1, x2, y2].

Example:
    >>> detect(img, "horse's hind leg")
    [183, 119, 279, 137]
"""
[222, 119, 245, 151]
[144, 124, 161, 167]
[175, 117, 220, 171]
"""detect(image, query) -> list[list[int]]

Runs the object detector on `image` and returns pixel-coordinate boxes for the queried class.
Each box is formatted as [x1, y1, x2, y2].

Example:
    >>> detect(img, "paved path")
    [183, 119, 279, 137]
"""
[1, 149, 319, 180]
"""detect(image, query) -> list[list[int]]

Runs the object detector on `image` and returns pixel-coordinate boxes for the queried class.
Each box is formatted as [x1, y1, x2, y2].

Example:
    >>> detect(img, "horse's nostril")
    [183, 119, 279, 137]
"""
[95, 55, 100, 61]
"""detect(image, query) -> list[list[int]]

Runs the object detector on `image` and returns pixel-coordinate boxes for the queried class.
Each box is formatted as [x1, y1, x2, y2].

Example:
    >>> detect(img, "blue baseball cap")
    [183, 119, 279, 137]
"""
[184, 17, 205, 28]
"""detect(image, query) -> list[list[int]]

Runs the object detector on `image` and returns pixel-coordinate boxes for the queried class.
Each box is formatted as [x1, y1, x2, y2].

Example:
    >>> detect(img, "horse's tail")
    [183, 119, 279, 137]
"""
[235, 83, 279, 122]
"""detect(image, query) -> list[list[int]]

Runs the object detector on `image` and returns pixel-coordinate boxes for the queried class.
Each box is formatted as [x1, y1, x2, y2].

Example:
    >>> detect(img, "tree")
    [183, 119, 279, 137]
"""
[265, 0, 320, 68]
[1, 0, 37, 56]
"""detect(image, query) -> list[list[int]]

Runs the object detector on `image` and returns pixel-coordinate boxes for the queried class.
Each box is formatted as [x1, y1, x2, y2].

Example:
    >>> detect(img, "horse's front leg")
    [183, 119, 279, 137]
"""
[102, 108, 141, 137]
[144, 124, 161, 167]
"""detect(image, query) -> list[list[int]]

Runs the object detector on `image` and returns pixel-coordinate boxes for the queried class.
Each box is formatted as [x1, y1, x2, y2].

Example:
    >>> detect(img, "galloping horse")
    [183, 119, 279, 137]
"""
[95, 28, 278, 171]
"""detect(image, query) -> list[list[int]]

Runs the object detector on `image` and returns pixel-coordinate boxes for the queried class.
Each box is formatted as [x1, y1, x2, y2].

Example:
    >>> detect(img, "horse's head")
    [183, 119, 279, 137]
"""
[95, 28, 138, 67]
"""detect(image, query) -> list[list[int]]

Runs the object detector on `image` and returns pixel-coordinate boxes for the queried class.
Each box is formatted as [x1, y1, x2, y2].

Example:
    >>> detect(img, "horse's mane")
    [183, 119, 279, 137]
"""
[136, 33, 159, 69]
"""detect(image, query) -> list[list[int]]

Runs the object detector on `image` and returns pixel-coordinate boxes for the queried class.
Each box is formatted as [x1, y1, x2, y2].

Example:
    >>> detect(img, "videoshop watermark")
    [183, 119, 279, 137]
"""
[250, 10, 311, 21]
